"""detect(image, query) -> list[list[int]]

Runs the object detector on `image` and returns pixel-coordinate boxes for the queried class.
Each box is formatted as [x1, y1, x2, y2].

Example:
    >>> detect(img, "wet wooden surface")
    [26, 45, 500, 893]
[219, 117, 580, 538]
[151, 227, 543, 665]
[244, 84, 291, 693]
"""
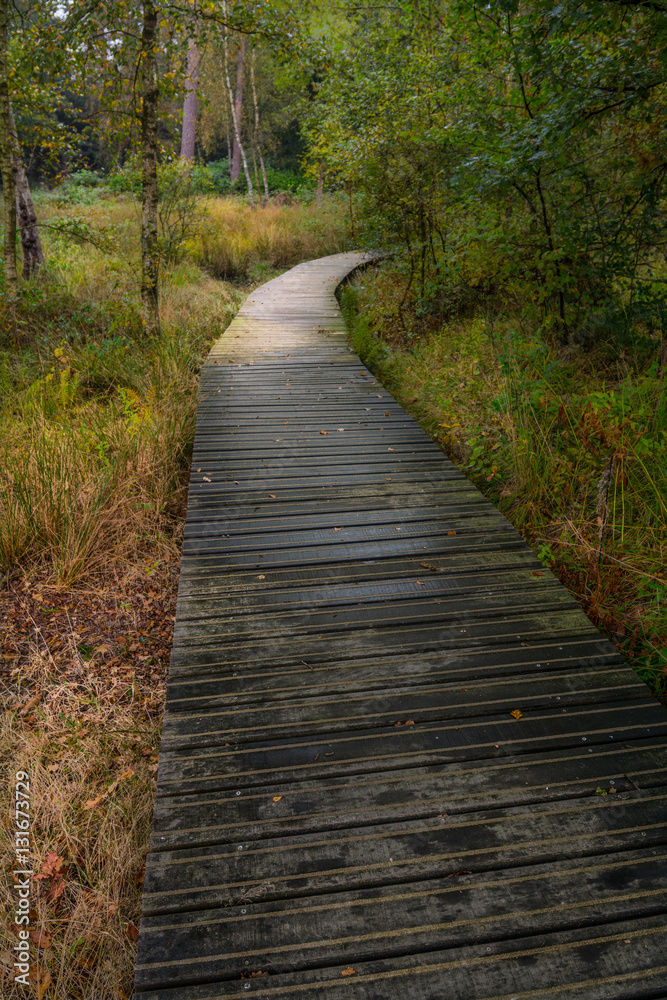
[134, 252, 667, 1000]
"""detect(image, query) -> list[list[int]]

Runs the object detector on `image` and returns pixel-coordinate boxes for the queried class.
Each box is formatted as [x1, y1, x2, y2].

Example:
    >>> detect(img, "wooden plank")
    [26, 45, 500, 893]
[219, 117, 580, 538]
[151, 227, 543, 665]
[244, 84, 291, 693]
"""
[150, 742, 667, 849]
[134, 251, 667, 1000]
[136, 852, 667, 989]
[135, 916, 667, 998]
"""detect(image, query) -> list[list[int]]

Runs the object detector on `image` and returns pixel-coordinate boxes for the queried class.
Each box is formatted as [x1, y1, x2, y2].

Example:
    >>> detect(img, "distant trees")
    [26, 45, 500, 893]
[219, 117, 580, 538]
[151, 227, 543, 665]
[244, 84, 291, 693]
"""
[305, 0, 667, 352]
[0, 0, 309, 325]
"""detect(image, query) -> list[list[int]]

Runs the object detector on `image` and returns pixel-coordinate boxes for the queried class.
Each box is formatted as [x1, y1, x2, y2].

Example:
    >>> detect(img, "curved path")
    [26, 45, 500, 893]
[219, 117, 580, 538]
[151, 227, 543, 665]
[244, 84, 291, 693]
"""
[134, 253, 667, 999]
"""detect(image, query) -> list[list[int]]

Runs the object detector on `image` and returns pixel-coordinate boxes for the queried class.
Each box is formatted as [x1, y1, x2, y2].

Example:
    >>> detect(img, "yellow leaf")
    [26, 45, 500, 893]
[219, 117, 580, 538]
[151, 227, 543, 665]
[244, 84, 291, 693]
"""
[341, 967, 356, 977]
[272, 796, 282, 802]
[510, 709, 523, 720]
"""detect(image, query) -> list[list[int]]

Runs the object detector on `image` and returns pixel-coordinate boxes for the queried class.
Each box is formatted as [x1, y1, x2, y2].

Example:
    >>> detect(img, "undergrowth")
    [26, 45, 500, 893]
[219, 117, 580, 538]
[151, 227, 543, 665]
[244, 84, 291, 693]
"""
[342, 268, 667, 702]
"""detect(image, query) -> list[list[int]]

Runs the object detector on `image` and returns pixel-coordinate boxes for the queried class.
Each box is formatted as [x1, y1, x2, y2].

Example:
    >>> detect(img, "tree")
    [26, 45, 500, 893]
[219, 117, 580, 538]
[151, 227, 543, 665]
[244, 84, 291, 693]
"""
[180, 37, 200, 161]
[250, 46, 269, 205]
[140, 0, 160, 336]
[303, 0, 667, 349]
[0, 0, 17, 296]
[9, 107, 44, 278]
[230, 36, 246, 181]
[222, 8, 254, 206]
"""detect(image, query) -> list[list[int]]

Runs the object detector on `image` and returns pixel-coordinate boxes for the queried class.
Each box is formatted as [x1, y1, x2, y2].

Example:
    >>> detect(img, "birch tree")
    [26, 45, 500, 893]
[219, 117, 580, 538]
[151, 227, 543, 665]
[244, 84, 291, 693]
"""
[140, 0, 160, 336]
[0, 0, 17, 296]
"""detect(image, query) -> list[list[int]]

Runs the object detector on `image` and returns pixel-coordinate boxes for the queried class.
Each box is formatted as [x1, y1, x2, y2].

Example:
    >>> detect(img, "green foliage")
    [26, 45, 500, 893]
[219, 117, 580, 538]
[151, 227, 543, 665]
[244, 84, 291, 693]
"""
[306, 0, 667, 354]
[205, 158, 308, 195]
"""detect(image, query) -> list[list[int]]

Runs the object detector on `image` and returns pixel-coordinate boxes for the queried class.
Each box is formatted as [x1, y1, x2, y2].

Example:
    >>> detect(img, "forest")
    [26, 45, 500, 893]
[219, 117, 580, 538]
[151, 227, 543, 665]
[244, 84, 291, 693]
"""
[0, 1, 665, 997]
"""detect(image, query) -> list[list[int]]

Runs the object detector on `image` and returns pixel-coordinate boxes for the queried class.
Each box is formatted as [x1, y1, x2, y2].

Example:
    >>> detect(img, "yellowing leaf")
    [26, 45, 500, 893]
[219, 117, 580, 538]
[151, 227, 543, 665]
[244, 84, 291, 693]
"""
[510, 709, 523, 720]
[341, 967, 356, 977]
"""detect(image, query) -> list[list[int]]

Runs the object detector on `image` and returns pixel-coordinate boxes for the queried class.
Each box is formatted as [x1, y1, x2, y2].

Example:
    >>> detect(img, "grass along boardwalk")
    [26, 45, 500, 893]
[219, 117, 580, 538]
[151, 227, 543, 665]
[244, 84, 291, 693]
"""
[133, 252, 667, 1000]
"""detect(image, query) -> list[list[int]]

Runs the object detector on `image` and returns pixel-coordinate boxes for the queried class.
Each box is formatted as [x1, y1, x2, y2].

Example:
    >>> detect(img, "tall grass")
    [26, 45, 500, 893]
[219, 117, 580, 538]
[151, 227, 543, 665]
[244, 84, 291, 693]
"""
[0, 266, 242, 585]
[1, 192, 350, 585]
[342, 268, 667, 700]
[196, 196, 351, 281]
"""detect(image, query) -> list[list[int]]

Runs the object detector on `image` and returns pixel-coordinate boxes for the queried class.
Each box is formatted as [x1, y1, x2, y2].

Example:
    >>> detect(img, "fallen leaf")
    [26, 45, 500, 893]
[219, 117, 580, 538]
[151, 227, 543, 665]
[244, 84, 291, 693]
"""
[257, 575, 266, 580]
[29, 928, 51, 950]
[83, 795, 104, 810]
[124, 922, 139, 942]
[34, 968, 51, 999]
[385, 476, 391, 481]
[19, 690, 42, 715]
[45, 879, 64, 905]
[202, 476, 211, 483]
[341, 967, 356, 977]
[320, 430, 328, 435]
[47, 763, 60, 773]
[83, 768, 136, 810]
[510, 709, 523, 720]
[337, 427, 345, 432]
[333, 527, 342, 531]
[249, 970, 268, 978]
[268, 494, 276, 499]
[416, 580, 425, 585]
[35, 853, 65, 880]
[387, 447, 394, 451]
[420, 562, 437, 571]
[272, 796, 282, 802]
[531, 571, 544, 577]
[447, 530, 457, 536]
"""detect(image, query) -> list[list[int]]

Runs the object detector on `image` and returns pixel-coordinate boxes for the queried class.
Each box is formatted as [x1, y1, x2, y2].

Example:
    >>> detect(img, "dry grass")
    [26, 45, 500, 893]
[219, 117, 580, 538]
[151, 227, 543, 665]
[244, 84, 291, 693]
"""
[0, 265, 243, 586]
[197, 196, 351, 280]
[0, 628, 167, 999]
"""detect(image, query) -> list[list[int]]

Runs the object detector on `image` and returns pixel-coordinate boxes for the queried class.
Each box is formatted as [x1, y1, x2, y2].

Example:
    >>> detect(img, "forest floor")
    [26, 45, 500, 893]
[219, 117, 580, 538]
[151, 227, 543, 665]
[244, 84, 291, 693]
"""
[0, 189, 350, 1000]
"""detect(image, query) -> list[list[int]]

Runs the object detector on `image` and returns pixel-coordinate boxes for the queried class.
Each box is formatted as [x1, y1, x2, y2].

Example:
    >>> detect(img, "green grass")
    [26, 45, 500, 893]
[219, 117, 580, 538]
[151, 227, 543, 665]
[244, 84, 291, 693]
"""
[342, 270, 667, 701]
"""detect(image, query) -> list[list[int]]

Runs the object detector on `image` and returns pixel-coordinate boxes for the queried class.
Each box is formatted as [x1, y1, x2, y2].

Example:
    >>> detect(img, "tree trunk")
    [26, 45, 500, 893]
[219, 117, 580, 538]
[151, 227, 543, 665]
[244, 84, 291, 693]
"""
[140, 0, 160, 336]
[8, 106, 44, 278]
[222, 14, 254, 208]
[180, 37, 199, 161]
[230, 37, 245, 182]
[250, 50, 269, 207]
[0, 0, 17, 296]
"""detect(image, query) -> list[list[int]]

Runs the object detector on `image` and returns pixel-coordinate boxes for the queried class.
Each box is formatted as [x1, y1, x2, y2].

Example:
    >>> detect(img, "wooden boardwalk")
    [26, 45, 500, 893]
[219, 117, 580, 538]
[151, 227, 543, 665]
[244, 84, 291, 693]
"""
[134, 252, 667, 1000]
